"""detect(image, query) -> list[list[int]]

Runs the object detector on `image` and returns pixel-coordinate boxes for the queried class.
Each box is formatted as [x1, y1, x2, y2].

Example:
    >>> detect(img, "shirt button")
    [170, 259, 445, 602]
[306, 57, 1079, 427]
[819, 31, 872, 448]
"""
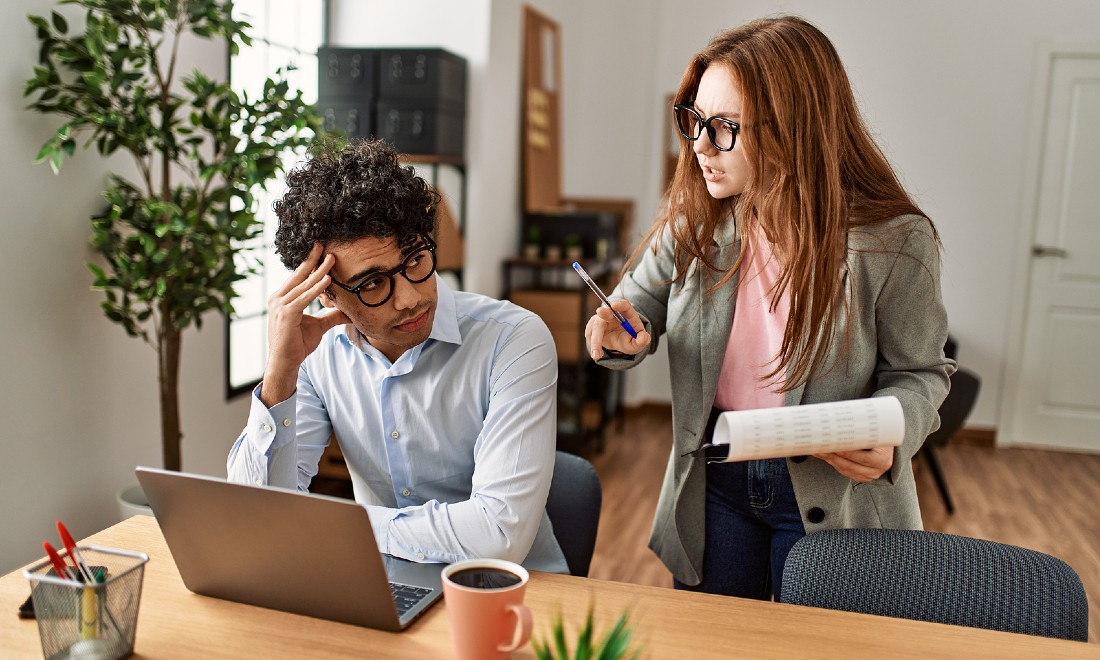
[391, 431, 400, 439]
[808, 507, 826, 524]
[254, 479, 263, 485]
[262, 424, 272, 433]
[416, 552, 425, 561]
[282, 418, 292, 427]
[402, 487, 411, 497]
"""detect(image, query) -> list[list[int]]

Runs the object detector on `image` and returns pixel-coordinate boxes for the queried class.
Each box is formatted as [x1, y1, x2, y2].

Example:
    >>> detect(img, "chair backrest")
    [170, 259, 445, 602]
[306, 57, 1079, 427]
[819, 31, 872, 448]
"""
[781, 528, 1089, 641]
[545, 450, 602, 577]
[927, 367, 981, 446]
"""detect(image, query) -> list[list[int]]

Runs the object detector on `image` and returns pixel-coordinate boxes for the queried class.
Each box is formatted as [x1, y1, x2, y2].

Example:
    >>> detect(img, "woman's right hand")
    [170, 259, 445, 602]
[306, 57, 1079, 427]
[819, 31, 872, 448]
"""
[584, 299, 651, 361]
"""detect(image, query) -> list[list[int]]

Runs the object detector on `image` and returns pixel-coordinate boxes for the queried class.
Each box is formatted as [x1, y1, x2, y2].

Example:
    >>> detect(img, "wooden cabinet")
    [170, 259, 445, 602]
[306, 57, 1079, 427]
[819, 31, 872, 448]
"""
[506, 289, 586, 362]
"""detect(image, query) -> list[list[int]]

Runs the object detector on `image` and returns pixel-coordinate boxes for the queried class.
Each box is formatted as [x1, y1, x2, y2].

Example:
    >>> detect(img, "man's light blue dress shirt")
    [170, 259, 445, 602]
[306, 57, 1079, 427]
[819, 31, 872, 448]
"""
[227, 278, 568, 573]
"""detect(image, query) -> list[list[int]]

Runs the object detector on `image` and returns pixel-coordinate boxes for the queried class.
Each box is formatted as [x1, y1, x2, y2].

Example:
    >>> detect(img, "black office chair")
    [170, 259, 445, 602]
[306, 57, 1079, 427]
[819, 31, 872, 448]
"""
[921, 335, 981, 514]
[545, 450, 602, 577]
[782, 528, 1089, 641]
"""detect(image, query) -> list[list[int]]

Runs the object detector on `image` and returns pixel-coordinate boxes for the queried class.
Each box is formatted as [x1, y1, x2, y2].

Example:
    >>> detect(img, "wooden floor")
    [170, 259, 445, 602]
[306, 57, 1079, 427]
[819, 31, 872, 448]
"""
[582, 404, 1100, 644]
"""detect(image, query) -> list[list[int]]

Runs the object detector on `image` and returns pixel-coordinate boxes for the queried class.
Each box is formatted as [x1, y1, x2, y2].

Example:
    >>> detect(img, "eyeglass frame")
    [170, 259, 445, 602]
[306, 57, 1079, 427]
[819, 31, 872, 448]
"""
[672, 103, 741, 152]
[328, 237, 438, 308]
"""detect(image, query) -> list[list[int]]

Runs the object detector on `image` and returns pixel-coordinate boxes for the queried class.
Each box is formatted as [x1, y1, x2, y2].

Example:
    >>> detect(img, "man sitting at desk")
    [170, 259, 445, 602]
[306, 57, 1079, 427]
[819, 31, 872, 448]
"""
[227, 139, 567, 573]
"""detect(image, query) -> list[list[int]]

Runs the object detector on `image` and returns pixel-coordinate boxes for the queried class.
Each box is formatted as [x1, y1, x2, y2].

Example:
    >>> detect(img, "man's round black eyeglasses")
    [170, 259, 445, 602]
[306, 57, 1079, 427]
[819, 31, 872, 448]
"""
[329, 238, 437, 308]
[673, 103, 740, 152]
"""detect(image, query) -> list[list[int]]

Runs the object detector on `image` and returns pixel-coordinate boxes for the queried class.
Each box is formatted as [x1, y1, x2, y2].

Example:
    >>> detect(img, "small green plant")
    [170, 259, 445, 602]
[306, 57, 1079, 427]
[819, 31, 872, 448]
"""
[526, 224, 542, 245]
[532, 606, 642, 660]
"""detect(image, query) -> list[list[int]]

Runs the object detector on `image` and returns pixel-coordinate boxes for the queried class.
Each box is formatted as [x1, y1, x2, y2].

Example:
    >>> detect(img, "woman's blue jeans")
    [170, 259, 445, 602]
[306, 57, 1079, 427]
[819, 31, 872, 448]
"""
[673, 454, 806, 601]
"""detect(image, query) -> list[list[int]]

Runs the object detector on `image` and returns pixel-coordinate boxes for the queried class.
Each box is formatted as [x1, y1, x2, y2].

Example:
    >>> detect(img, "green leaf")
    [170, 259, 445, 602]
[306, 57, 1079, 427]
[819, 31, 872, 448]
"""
[553, 609, 570, 660]
[575, 608, 594, 660]
[32, 142, 54, 165]
[51, 10, 67, 33]
[593, 614, 634, 660]
[48, 148, 63, 174]
[28, 15, 49, 32]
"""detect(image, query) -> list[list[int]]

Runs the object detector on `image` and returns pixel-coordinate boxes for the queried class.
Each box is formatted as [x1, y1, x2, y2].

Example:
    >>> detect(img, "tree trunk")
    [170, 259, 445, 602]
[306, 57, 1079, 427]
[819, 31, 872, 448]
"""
[159, 320, 183, 471]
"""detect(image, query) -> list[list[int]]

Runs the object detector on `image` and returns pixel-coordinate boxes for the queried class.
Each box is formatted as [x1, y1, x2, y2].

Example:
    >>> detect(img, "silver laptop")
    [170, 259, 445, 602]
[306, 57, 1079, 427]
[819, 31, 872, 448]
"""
[135, 466, 444, 631]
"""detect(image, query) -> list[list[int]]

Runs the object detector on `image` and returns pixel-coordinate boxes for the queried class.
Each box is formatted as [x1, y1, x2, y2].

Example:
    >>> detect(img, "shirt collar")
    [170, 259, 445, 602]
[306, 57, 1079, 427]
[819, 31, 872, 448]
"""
[428, 275, 461, 346]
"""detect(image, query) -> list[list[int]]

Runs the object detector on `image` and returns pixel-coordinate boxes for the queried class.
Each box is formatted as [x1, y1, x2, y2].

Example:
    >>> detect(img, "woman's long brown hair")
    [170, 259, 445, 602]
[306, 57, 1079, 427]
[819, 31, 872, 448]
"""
[629, 15, 934, 389]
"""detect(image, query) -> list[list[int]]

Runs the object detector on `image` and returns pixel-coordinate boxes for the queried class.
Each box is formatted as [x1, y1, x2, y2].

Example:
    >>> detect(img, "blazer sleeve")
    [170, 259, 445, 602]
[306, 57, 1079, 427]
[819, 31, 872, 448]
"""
[872, 219, 956, 482]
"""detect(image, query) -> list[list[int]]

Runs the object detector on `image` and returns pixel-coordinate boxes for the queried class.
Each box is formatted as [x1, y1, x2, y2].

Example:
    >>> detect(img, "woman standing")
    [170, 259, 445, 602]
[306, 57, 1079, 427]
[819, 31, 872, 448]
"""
[585, 16, 954, 600]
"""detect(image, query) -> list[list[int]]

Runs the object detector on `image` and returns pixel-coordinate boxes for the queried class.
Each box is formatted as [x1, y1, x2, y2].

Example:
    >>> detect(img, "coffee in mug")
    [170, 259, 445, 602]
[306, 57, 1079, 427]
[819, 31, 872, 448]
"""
[446, 566, 523, 590]
[442, 558, 532, 660]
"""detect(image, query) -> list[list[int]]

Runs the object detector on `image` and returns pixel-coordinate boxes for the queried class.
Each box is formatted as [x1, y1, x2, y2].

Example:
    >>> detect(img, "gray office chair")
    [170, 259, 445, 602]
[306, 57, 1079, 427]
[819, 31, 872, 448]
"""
[781, 528, 1089, 641]
[545, 450, 602, 577]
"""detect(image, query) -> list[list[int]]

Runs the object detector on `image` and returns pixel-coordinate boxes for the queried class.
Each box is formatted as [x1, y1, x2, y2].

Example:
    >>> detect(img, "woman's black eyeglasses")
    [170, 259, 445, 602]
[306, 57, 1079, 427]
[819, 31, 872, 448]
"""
[329, 238, 437, 307]
[673, 103, 740, 152]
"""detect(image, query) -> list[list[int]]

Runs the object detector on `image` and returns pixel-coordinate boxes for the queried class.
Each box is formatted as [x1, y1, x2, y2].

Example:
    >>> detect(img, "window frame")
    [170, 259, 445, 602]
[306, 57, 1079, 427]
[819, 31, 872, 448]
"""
[224, 0, 329, 399]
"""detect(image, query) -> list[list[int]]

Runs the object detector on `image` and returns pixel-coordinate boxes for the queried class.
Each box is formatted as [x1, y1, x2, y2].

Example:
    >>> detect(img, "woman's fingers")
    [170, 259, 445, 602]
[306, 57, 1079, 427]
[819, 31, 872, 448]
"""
[813, 448, 893, 483]
[585, 314, 608, 361]
[585, 303, 650, 361]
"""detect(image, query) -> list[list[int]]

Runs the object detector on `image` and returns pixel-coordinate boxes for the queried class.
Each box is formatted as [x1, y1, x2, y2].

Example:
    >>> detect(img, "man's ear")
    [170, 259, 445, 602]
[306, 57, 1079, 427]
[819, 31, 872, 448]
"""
[318, 290, 337, 309]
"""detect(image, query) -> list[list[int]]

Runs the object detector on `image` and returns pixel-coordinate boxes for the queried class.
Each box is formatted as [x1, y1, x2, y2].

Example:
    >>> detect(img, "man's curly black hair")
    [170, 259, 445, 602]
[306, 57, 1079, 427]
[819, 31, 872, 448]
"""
[273, 138, 440, 270]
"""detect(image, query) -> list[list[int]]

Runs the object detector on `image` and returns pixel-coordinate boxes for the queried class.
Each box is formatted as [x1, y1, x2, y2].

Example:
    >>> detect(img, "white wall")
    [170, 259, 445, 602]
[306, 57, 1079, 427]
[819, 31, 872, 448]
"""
[3, 0, 1097, 573]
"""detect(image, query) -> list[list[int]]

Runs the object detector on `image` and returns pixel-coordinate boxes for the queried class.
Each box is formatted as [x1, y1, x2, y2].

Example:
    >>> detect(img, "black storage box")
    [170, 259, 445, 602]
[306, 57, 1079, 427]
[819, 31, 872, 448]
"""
[317, 47, 377, 100]
[377, 48, 467, 108]
[375, 101, 465, 157]
[317, 100, 374, 141]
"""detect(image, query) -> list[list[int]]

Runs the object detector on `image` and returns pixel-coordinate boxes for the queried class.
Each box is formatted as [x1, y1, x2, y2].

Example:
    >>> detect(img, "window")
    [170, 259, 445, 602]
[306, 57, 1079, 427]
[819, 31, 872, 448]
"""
[227, 0, 326, 396]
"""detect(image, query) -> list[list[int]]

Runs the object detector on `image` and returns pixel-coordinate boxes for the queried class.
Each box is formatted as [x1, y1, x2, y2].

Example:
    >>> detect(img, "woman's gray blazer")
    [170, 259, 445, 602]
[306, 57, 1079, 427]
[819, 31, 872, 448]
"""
[601, 214, 955, 586]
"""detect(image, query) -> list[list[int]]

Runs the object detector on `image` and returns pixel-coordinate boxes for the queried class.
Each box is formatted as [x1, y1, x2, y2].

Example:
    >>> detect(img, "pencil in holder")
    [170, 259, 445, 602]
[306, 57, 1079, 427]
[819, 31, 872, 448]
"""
[24, 545, 149, 660]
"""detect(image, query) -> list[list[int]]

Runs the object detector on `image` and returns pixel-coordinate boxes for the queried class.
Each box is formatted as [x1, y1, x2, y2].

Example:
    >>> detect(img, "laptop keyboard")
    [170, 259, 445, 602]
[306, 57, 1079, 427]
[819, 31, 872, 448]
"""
[390, 581, 433, 616]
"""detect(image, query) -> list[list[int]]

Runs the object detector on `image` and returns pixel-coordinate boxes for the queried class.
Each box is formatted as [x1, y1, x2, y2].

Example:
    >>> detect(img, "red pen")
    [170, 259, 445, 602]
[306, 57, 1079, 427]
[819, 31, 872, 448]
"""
[56, 521, 93, 582]
[43, 542, 73, 581]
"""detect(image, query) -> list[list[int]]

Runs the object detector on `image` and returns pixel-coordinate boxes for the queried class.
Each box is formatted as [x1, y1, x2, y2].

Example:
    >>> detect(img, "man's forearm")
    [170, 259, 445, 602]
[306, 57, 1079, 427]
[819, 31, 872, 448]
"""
[259, 362, 299, 408]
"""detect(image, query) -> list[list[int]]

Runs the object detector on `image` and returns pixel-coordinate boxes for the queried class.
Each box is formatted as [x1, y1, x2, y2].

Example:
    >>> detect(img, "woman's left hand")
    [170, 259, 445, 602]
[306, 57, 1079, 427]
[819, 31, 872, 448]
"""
[813, 448, 894, 483]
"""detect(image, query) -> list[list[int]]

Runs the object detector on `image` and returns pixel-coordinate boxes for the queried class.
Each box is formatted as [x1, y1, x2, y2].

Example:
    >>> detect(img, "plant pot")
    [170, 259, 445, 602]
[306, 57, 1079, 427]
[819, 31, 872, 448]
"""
[116, 483, 154, 520]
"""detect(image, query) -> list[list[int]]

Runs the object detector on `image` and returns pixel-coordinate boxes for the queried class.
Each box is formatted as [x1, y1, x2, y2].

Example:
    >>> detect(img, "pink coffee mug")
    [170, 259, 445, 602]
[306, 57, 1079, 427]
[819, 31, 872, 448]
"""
[442, 558, 533, 660]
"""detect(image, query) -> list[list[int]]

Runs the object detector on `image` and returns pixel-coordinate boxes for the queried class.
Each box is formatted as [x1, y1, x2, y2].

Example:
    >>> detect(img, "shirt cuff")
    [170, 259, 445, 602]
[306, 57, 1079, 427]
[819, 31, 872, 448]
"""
[246, 384, 299, 487]
[364, 504, 394, 555]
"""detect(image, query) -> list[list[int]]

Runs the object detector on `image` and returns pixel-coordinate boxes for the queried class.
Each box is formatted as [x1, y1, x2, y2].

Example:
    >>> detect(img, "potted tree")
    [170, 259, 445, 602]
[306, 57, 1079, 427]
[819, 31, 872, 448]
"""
[24, 0, 320, 477]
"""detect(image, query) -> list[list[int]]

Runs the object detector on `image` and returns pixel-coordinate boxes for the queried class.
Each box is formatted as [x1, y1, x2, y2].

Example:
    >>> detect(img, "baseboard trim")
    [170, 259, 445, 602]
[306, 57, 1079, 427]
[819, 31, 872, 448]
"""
[953, 425, 997, 447]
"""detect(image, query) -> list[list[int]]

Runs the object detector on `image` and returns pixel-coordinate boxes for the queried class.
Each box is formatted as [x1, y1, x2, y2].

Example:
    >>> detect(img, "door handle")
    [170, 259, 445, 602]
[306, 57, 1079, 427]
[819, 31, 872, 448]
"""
[1031, 244, 1069, 258]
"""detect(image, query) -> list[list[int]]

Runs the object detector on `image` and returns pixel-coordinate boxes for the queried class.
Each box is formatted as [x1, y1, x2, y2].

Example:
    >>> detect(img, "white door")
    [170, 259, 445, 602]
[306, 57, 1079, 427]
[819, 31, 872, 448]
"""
[1003, 51, 1100, 453]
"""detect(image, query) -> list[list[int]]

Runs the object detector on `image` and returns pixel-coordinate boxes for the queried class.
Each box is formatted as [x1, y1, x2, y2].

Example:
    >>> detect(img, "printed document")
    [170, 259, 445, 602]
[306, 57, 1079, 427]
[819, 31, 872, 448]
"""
[711, 396, 905, 462]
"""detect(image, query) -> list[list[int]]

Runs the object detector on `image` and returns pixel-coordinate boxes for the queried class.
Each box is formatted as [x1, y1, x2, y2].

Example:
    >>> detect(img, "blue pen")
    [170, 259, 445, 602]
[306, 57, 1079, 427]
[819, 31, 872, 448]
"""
[572, 262, 638, 339]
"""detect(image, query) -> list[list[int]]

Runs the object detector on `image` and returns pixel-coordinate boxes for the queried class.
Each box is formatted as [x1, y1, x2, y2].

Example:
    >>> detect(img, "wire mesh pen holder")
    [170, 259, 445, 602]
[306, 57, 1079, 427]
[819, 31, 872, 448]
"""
[24, 545, 149, 660]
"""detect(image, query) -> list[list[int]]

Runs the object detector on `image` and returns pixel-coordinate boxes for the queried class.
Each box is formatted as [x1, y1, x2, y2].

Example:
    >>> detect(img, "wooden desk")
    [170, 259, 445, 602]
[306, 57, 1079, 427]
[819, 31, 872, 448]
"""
[2, 516, 1095, 658]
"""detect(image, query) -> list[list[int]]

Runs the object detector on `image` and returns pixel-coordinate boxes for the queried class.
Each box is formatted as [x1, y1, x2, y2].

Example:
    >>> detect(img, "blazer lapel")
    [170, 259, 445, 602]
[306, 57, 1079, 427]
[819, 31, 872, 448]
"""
[699, 219, 741, 406]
